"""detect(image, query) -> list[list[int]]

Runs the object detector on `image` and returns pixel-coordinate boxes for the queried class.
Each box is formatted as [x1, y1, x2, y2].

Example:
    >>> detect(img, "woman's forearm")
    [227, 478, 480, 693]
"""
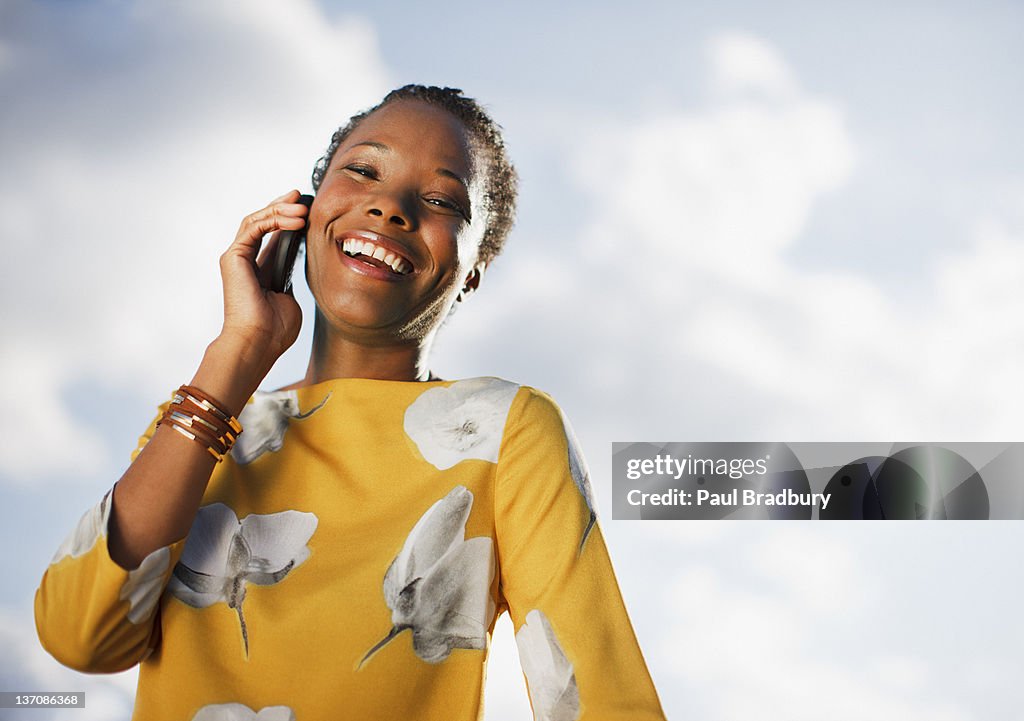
[107, 333, 274, 570]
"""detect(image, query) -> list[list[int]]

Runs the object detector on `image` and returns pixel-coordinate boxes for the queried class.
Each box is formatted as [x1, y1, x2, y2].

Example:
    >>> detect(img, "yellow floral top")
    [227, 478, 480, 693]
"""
[35, 377, 666, 721]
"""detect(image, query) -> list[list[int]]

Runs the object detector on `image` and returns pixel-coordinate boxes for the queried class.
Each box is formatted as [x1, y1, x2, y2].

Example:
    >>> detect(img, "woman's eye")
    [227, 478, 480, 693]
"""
[345, 164, 377, 179]
[426, 196, 468, 219]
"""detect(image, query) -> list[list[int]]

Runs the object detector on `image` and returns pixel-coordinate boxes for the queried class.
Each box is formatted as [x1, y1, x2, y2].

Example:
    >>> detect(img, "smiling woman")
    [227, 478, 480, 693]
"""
[33, 85, 667, 721]
[305, 96, 489, 352]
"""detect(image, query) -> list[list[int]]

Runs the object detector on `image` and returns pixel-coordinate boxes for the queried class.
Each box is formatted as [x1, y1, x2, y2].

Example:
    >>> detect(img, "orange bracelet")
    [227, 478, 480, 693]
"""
[157, 385, 243, 462]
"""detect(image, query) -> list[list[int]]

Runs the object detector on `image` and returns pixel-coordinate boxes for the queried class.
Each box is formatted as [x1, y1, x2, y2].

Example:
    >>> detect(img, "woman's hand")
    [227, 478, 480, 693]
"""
[218, 189, 309, 367]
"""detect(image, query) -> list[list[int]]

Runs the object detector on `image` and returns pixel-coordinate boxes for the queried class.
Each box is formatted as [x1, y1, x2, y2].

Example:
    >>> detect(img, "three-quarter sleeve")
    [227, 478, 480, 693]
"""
[34, 405, 183, 673]
[494, 388, 667, 721]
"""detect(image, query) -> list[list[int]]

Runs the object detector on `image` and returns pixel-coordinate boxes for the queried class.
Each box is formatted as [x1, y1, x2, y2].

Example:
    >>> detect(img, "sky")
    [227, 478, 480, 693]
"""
[1, 0, 1023, 719]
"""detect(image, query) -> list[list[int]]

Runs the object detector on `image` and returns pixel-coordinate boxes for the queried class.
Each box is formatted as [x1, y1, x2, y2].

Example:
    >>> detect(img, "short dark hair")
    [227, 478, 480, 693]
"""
[311, 85, 518, 266]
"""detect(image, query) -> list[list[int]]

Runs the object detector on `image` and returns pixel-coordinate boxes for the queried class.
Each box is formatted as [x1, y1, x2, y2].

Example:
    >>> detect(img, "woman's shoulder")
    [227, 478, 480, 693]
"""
[440, 378, 575, 447]
[428, 376, 567, 420]
[401, 375, 552, 436]
[442, 376, 558, 397]
[401, 377, 571, 464]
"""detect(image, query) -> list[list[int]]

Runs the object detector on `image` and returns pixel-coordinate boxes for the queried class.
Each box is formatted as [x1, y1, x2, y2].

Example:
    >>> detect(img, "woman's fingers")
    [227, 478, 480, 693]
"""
[271, 189, 300, 203]
[252, 193, 312, 292]
[220, 191, 309, 302]
[231, 195, 307, 254]
[221, 191, 309, 276]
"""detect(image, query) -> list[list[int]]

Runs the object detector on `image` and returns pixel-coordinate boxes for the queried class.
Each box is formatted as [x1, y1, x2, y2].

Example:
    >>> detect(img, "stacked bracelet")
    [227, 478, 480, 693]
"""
[157, 384, 243, 462]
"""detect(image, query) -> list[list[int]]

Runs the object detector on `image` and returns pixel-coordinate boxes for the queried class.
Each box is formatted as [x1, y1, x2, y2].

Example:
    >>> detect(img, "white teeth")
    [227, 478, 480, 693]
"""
[339, 238, 412, 275]
[387, 256, 411, 274]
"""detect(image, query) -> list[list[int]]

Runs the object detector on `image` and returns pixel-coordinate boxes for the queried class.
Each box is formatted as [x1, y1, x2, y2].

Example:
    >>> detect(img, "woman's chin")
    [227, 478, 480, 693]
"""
[311, 286, 456, 344]
[313, 304, 431, 344]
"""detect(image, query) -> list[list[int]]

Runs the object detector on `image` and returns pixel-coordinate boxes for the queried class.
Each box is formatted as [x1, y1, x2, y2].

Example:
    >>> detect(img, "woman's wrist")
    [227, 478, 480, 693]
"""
[190, 332, 278, 415]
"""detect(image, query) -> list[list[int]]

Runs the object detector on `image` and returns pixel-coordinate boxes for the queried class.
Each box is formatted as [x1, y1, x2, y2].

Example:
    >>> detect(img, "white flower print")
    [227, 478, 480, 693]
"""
[404, 378, 519, 469]
[191, 703, 295, 721]
[562, 417, 597, 552]
[120, 546, 170, 624]
[167, 503, 318, 656]
[231, 390, 330, 465]
[516, 609, 580, 721]
[50, 488, 113, 564]
[361, 485, 495, 666]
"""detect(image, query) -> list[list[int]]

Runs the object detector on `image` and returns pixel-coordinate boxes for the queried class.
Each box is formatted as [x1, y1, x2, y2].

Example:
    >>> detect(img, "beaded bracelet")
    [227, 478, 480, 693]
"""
[157, 385, 243, 462]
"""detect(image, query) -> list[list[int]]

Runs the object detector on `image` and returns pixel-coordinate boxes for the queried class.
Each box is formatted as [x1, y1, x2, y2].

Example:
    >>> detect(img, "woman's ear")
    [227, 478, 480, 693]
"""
[456, 261, 487, 302]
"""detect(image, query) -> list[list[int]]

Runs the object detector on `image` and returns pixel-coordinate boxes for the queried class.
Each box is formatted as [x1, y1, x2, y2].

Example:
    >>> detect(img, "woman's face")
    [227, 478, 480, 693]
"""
[305, 99, 488, 342]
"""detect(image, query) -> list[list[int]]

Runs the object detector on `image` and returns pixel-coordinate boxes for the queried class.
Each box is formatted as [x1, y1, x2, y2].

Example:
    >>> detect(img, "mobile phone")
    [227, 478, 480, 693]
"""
[268, 194, 314, 294]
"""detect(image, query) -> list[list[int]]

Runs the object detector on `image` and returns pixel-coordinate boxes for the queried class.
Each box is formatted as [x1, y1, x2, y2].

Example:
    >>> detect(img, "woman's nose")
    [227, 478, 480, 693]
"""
[365, 191, 415, 229]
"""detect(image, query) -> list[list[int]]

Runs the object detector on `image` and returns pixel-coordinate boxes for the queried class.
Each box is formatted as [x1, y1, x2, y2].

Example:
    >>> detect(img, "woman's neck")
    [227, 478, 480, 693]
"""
[297, 313, 435, 386]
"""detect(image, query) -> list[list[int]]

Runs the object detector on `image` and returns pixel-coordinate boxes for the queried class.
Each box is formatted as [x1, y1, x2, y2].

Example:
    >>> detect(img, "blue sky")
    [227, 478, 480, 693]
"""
[2, 1, 1023, 719]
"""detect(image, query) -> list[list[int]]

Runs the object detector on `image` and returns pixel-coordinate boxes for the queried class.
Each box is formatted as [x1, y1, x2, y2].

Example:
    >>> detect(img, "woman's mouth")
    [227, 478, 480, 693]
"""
[337, 235, 414, 277]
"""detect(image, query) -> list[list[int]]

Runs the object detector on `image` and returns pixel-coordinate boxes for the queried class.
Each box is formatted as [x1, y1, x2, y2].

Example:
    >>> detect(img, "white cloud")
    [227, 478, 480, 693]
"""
[743, 525, 878, 614]
[0, 0, 389, 481]
[637, 519, 728, 547]
[505, 28, 1024, 443]
[921, 215, 1024, 432]
[573, 31, 856, 282]
[709, 31, 799, 98]
[0, 346, 106, 482]
[657, 559, 973, 721]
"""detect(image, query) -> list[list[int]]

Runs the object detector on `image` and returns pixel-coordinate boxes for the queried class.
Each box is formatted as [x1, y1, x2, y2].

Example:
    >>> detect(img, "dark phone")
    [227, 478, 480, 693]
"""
[268, 194, 314, 294]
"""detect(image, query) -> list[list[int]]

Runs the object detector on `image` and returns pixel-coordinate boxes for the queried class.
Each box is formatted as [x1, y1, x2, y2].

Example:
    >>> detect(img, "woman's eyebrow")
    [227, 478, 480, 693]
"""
[437, 167, 469, 193]
[351, 141, 389, 152]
